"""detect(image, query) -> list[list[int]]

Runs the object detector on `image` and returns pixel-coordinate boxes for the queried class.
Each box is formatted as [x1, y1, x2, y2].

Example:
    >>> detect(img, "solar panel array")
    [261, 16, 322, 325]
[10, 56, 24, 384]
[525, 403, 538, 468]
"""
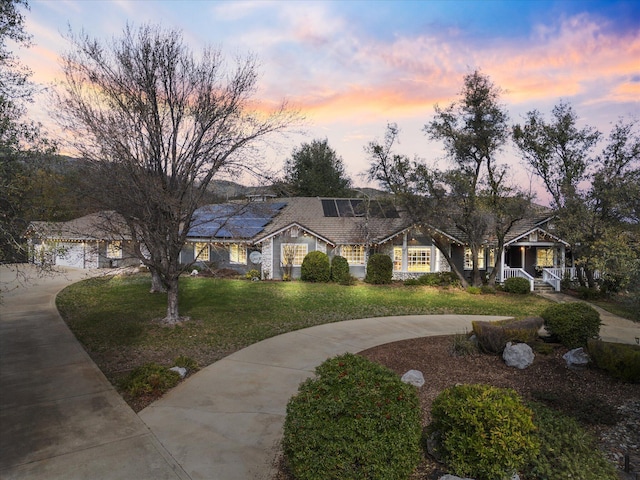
[321, 199, 399, 218]
[189, 202, 287, 239]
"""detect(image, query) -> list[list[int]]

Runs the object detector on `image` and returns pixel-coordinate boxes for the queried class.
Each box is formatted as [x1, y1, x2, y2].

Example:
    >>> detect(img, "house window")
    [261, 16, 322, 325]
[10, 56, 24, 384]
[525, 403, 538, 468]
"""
[407, 247, 431, 272]
[341, 245, 365, 265]
[488, 248, 495, 268]
[230, 244, 247, 264]
[195, 242, 209, 262]
[536, 248, 554, 267]
[464, 247, 485, 270]
[281, 243, 307, 267]
[107, 241, 122, 259]
[393, 247, 403, 271]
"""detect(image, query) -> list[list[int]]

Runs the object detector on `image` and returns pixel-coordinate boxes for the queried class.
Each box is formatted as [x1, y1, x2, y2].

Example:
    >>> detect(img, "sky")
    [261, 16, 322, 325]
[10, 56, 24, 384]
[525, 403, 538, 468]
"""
[16, 0, 640, 203]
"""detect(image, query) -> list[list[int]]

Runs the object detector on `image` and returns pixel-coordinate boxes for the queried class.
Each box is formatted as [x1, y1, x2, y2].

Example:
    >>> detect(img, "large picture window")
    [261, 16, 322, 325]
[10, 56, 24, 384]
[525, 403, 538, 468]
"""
[107, 241, 122, 259]
[341, 245, 365, 265]
[536, 248, 554, 267]
[195, 242, 210, 262]
[407, 247, 431, 272]
[281, 243, 307, 267]
[464, 247, 485, 270]
[229, 244, 247, 264]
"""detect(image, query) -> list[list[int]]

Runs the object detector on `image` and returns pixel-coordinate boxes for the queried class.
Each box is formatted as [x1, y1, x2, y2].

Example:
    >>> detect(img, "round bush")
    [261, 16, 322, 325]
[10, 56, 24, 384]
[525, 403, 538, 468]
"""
[365, 253, 393, 284]
[330, 255, 351, 284]
[541, 302, 601, 349]
[428, 384, 539, 480]
[283, 353, 422, 480]
[301, 251, 330, 282]
[504, 277, 531, 294]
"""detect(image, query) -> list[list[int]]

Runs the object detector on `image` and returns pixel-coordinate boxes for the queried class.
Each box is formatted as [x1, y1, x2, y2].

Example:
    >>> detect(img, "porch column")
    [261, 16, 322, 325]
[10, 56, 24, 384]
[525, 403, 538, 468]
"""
[402, 233, 408, 272]
[500, 248, 506, 282]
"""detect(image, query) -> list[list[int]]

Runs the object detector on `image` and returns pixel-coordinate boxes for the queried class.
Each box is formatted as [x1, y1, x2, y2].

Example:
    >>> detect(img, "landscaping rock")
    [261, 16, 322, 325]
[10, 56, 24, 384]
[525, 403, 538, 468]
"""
[503, 342, 534, 369]
[438, 475, 474, 480]
[562, 347, 590, 368]
[170, 366, 187, 378]
[401, 369, 425, 387]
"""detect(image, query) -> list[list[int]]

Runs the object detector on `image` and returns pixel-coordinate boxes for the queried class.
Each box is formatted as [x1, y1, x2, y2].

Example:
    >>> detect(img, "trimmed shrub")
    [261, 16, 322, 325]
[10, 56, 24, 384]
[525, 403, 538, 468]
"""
[504, 276, 531, 294]
[429, 384, 539, 480]
[525, 402, 617, 480]
[541, 302, 601, 349]
[365, 253, 393, 284]
[301, 251, 331, 283]
[120, 363, 180, 397]
[472, 317, 544, 354]
[587, 339, 640, 383]
[466, 286, 481, 295]
[283, 353, 421, 480]
[330, 255, 351, 284]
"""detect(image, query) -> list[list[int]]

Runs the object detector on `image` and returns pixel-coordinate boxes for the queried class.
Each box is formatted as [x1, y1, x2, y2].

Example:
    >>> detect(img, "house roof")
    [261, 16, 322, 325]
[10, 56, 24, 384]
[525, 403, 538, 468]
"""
[188, 202, 287, 240]
[252, 197, 410, 245]
[28, 212, 128, 241]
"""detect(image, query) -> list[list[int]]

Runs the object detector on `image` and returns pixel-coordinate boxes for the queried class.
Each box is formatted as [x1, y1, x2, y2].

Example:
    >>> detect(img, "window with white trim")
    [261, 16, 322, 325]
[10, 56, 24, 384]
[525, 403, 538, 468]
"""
[229, 244, 247, 264]
[464, 247, 485, 270]
[407, 247, 431, 272]
[107, 241, 122, 259]
[195, 242, 210, 261]
[393, 247, 403, 271]
[341, 245, 365, 265]
[536, 248, 554, 267]
[281, 243, 307, 267]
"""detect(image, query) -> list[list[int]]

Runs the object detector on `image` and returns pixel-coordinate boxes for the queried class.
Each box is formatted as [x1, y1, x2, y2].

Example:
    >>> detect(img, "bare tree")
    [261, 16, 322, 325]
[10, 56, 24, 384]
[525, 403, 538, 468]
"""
[54, 24, 298, 323]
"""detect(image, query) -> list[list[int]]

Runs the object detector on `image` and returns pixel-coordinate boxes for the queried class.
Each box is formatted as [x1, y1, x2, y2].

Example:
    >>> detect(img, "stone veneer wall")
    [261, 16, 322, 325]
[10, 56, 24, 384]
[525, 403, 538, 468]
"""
[261, 238, 273, 280]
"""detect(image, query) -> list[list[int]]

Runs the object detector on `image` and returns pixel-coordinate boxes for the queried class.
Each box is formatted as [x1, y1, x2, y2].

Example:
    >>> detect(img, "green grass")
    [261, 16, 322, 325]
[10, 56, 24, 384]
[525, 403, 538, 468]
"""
[56, 274, 553, 380]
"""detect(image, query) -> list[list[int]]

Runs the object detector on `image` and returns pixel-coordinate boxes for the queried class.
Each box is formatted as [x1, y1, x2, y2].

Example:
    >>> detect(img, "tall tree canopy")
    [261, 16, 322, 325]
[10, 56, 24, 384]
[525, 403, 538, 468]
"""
[1, 0, 58, 265]
[282, 138, 352, 197]
[55, 24, 298, 323]
[514, 104, 639, 292]
[368, 71, 530, 287]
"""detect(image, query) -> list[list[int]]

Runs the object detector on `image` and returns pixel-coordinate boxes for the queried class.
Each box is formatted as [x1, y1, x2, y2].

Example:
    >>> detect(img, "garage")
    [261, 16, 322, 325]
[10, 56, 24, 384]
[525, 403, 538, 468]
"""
[55, 242, 98, 269]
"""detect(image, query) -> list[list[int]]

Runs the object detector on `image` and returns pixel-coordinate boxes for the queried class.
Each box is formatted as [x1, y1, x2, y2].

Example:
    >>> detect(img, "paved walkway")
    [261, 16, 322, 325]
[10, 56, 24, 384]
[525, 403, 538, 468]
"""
[2, 266, 638, 479]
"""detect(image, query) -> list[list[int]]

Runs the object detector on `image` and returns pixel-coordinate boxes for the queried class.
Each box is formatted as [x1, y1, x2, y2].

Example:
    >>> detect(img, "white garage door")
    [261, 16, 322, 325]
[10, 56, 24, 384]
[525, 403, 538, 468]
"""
[56, 243, 86, 268]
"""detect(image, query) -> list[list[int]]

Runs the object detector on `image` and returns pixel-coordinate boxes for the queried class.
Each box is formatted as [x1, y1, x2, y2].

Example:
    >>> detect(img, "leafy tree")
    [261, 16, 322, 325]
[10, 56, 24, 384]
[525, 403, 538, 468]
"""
[54, 24, 298, 323]
[0, 0, 58, 266]
[283, 138, 352, 197]
[513, 101, 600, 210]
[368, 71, 530, 287]
[515, 105, 639, 291]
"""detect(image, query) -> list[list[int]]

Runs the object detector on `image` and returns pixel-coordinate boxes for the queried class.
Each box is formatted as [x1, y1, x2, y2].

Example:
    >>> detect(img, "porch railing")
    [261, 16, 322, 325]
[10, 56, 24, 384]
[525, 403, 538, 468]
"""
[503, 267, 534, 291]
[542, 268, 562, 292]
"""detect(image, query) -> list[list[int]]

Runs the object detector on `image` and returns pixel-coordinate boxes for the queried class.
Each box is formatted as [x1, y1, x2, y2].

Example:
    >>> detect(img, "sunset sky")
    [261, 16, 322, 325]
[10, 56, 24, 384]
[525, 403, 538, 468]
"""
[17, 0, 640, 202]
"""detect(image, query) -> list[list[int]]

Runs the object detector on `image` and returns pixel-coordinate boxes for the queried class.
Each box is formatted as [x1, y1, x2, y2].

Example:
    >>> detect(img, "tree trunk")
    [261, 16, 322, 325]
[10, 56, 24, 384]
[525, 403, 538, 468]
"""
[150, 269, 166, 293]
[164, 276, 181, 324]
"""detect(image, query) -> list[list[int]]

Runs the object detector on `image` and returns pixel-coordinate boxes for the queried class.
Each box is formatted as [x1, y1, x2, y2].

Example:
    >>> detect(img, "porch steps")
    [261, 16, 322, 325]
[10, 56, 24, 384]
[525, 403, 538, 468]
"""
[533, 279, 556, 293]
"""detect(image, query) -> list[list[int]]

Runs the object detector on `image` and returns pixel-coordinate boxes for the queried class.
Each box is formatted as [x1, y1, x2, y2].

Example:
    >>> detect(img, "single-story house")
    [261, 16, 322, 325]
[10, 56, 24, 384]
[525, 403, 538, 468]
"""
[27, 196, 573, 291]
[26, 211, 137, 269]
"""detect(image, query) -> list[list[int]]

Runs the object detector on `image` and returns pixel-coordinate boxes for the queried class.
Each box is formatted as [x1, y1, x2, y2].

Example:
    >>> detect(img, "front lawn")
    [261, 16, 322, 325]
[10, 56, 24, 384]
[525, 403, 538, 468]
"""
[56, 273, 552, 405]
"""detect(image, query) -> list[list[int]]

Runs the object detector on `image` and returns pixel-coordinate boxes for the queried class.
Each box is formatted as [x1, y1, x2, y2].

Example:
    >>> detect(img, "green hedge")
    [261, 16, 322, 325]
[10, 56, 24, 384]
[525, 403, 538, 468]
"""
[330, 255, 351, 284]
[472, 317, 544, 354]
[428, 384, 539, 480]
[301, 251, 331, 282]
[365, 253, 393, 284]
[541, 302, 601, 349]
[588, 339, 640, 383]
[283, 353, 421, 480]
[403, 272, 460, 287]
[504, 277, 531, 294]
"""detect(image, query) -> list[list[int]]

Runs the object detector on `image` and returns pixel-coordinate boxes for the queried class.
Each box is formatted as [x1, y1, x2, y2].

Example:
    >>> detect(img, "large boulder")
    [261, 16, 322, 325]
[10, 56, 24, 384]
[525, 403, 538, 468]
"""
[503, 342, 535, 369]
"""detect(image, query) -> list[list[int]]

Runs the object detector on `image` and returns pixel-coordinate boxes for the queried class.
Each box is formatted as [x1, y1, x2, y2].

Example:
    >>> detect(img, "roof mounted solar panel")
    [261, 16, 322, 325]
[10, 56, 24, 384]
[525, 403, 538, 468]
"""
[321, 199, 338, 217]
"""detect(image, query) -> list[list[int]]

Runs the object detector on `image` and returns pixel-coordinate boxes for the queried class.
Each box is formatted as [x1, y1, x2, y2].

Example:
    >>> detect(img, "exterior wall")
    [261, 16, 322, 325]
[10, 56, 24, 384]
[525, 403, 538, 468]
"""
[30, 239, 137, 269]
[270, 232, 317, 280]
[261, 238, 273, 280]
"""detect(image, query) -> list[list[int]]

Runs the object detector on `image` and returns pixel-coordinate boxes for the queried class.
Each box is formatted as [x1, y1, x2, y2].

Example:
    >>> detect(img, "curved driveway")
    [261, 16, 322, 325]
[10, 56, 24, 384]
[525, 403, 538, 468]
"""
[2, 266, 638, 480]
